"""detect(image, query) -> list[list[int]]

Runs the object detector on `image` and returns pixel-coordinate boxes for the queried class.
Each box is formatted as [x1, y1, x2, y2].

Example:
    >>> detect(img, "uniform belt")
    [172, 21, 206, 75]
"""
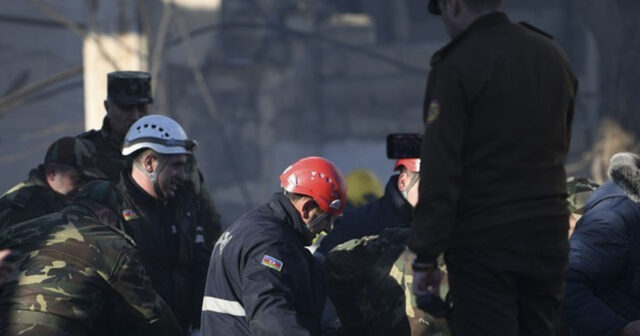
[9, 310, 87, 334]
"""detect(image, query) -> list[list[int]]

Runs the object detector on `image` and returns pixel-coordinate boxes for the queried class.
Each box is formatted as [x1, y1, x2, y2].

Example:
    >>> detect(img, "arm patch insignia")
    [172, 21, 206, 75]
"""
[261, 255, 283, 272]
[122, 209, 140, 221]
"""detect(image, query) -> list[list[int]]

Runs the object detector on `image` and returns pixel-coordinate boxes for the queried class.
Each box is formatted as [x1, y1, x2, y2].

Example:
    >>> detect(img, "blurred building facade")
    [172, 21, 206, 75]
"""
[0, 0, 603, 226]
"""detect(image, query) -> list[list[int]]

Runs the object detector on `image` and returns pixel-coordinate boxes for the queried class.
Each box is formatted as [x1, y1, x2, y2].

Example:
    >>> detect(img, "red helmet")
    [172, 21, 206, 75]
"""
[394, 158, 420, 173]
[280, 156, 347, 216]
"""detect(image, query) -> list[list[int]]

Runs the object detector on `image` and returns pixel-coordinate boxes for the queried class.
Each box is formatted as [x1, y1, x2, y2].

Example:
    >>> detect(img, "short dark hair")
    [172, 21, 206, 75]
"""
[284, 190, 305, 202]
[134, 149, 157, 163]
[463, 0, 502, 13]
[44, 162, 76, 175]
[283, 190, 319, 210]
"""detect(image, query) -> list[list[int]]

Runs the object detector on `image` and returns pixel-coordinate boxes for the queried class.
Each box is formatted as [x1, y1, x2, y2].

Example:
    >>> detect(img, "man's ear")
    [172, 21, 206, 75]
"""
[301, 199, 317, 220]
[397, 172, 408, 192]
[143, 153, 156, 173]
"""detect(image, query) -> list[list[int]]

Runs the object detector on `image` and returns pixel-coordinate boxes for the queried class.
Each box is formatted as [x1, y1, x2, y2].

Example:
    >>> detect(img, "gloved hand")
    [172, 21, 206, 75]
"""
[412, 263, 442, 297]
[412, 260, 452, 320]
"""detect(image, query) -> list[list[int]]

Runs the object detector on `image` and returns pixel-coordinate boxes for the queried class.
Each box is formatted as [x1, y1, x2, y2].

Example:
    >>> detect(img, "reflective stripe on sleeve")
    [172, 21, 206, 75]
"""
[202, 296, 246, 317]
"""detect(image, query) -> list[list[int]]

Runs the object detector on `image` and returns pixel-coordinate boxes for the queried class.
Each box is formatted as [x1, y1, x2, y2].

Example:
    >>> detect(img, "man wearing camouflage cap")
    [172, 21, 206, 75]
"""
[566, 176, 599, 237]
[0, 180, 182, 336]
[0, 136, 104, 230]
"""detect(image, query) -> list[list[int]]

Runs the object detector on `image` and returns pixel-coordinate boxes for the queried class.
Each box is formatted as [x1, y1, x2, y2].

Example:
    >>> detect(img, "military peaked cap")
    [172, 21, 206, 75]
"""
[107, 71, 153, 106]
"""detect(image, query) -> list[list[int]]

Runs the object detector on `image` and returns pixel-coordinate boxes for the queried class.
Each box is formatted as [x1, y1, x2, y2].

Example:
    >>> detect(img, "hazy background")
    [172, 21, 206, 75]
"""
[1, 0, 638, 226]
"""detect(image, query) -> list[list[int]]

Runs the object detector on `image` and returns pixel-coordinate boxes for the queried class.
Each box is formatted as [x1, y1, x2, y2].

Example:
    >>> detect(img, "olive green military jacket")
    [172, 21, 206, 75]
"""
[0, 167, 66, 232]
[0, 207, 182, 336]
[77, 118, 127, 183]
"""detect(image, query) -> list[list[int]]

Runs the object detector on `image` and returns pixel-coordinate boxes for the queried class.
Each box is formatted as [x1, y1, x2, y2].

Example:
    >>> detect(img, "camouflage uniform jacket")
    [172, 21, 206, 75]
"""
[0, 166, 67, 231]
[390, 247, 450, 336]
[77, 117, 222, 244]
[325, 228, 449, 336]
[118, 171, 213, 332]
[0, 206, 182, 336]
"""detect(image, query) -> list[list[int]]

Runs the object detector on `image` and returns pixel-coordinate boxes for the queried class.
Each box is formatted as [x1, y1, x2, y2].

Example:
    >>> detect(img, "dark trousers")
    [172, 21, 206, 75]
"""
[445, 233, 569, 336]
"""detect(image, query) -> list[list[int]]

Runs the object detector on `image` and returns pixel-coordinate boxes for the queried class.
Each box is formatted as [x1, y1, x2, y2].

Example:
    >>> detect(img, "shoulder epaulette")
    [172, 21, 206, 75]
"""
[519, 22, 554, 39]
[430, 33, 466, 66]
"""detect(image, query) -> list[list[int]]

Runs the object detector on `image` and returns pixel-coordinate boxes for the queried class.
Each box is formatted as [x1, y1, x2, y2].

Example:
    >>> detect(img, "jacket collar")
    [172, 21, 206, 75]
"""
[268, 192, 313, 246]
[25, 165, 70, 204]
[120, 169, 165, 207]
[608, 152, 640, 202]
[100, 116, 124, 151]
[463, 11, 510, 37]
[385, 175, 414, 226]
[27, 165, 49, 188]
[432, 12, 510, 66]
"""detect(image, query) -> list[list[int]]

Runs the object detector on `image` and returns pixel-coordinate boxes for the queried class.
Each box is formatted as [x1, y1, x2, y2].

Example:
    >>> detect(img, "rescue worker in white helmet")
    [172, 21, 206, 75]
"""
[117, 115, 214, 334]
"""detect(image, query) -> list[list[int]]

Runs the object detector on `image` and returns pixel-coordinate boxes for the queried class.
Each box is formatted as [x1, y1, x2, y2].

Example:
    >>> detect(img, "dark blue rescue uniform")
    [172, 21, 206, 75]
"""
[201, 193, 326, 336]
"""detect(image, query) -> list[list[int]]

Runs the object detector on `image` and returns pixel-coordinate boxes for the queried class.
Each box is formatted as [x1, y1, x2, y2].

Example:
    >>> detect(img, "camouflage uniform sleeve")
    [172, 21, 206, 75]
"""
[390, 249, 451, 335]
[325, 234, 412, 335]
[0, 187, 63, 233]
[109, 248, 183, 336]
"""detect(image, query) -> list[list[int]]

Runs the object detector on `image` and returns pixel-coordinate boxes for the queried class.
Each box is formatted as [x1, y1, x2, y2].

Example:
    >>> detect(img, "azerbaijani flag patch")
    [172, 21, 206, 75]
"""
[261, 255, 283, 272]
[122, 209, 140, 221]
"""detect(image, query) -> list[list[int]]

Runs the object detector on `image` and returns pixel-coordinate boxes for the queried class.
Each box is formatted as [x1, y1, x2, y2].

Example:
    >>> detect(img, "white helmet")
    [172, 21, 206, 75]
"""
[122, 115, 197, 156]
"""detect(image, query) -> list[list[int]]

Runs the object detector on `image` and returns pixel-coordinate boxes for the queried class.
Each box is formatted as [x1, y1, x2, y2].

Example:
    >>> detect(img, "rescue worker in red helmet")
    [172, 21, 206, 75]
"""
[316, 158, 420, 259]
[201, 156, 347, 336]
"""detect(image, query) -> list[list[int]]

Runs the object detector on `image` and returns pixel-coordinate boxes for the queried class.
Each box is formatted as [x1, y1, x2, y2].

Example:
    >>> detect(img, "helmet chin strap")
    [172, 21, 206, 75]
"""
[307, 212, 330, 233]
[134, 155, 170, 200]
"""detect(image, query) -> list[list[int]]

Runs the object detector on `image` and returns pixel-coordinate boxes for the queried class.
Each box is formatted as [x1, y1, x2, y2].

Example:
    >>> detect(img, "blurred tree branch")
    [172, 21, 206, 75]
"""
[0, 65, 83, 119]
